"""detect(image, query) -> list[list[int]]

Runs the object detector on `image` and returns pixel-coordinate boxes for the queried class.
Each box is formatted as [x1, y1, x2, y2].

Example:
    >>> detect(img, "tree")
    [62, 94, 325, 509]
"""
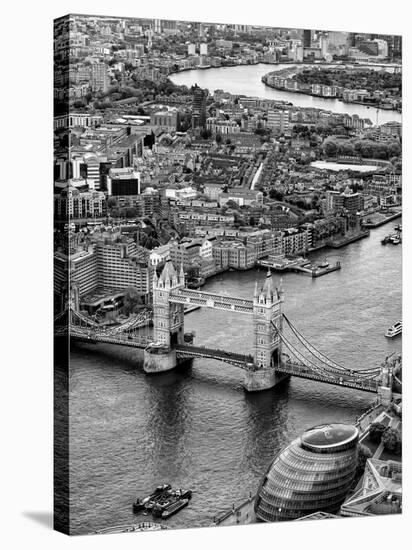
[186, 265, 200, 280]
[369, 422, 387, 443]
[200, 129, 212, 139]
[382, 428, 401, 454]
[269, 189, 284, 201]
[323, 139, 338, 157]
[121, 288, 142, 316]
[215, 133, 222, 144]
[107, 197, 118, 208]
[125, 207, 138, 218]
[354, 444, 373, 484]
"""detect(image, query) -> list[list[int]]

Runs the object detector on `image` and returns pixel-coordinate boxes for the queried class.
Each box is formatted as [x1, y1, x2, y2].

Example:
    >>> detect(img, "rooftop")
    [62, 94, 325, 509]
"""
[301, 424, 359, 451]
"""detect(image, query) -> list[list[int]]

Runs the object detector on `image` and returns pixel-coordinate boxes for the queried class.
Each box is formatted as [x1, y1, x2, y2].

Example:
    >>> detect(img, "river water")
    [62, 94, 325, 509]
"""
[169, 63, 401, 125]
[65, 219, 401, 534]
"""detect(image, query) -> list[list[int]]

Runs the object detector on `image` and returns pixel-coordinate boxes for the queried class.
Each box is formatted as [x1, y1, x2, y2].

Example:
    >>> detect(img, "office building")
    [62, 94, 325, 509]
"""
[255, 424, 359, 522]
[326, 187, 362, 214]
[54, 185, 106, 220]
[267, 109, 290, 134]
[303, 29, 312, 48]
[150, 109, 179, 132]
[95, 235, 152, 297]
[70, 244, 99, 296]
[91, 62, 109, 93]
[341, 459, 402, 517]
[191, 86, 208, 129]
[107, 168, 141, 197]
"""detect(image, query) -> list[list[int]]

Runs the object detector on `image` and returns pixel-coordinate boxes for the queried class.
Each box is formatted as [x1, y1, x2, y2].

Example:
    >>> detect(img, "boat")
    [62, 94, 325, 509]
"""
[172, 488, 192, 500]
[381, 236, 390, 245]
[133, 484, 171, 512]
[390, 236, 401, 245]
[95, 522, 168, 534]
[389, 233, 400, 243]
[394, 224, 402, 232]
[152, 497, 190, 519]
[385, 321, 402, 338]
[317, 259, 329, 268]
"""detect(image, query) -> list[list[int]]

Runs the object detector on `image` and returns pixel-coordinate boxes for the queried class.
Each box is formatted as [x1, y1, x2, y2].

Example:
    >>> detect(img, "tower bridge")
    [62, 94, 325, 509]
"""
[56, 259, 401, 402]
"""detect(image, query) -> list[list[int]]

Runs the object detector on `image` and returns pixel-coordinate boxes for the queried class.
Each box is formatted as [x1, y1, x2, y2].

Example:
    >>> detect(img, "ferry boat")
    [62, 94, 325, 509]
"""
[385, 321, 402, 338]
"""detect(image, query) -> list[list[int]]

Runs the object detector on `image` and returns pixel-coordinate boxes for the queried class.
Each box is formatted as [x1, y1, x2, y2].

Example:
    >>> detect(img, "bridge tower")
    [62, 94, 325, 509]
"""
[243, 270, 289, 392]
[143, 259, 185, 374]
[377, 361, 394, 406]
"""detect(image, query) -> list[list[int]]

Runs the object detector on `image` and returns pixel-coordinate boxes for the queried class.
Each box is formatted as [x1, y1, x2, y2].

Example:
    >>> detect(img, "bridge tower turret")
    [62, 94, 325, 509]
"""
[252, 269, 282, 369]
[144, 259, 186, 374]
[243, 271, 289, 392]
[152, 259, 185, 348]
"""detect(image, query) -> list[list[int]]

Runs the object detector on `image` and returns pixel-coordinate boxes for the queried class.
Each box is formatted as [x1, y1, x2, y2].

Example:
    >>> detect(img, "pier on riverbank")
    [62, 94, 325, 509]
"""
[258, 257, 341, 278]
[362, 211, 402, 229]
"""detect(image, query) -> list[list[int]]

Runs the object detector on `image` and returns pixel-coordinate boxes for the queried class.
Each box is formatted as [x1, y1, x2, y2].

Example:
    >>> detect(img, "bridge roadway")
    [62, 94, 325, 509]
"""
[68, 327, 151, 348]
[175, 344, 254, 368]
[169, 288, 254, 314]
[278, 361, 379, 393]
[65, 327, 380, 393]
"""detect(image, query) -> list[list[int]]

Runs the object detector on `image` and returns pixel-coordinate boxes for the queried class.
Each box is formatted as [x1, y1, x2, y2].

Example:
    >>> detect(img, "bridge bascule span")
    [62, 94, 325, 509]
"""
[58, 259, 401, 400]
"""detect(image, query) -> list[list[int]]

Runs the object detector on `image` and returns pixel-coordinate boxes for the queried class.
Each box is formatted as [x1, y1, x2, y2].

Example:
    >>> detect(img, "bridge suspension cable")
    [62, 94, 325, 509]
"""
[54, 307, 68, 324]
[282, 315, 381, 378]
[271, 322, 342, 381]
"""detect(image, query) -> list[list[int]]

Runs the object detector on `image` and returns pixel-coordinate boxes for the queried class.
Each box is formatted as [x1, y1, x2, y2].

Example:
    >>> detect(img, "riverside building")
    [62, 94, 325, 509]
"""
[254, 424, 359, 522]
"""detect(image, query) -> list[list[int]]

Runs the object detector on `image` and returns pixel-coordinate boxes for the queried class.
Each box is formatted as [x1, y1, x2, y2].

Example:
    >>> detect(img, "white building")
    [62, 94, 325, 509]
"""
[149, 244, 171, 266]
[199, 239, 213, 259]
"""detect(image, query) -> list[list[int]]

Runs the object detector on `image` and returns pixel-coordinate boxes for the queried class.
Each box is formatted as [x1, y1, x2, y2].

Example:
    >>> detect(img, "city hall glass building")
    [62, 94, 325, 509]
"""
[255, 424, 359, 522]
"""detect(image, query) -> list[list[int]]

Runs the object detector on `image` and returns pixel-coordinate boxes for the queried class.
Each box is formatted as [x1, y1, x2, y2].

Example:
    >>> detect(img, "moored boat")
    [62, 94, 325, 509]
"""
[153, 497, 190, 519]
[95, 522, 168, 534]
[133, 484, 171, 512]
[385, 321, 402, 338]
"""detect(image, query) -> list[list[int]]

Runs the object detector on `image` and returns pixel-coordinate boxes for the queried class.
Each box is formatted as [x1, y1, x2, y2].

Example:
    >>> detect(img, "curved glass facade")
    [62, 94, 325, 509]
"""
[255, 424, 359, 522]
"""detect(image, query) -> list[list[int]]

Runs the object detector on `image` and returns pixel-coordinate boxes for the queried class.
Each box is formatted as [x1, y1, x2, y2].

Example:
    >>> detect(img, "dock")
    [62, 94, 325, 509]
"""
[362, 211, 402, 229]
[289, 262, 342, 278]
[258, 258, 341, 278]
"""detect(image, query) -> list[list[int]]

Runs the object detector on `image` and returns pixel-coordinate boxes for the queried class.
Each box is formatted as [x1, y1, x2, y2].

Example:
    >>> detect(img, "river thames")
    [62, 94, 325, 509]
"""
[65, 218, 401, 534]
[170, 63, 401, 125]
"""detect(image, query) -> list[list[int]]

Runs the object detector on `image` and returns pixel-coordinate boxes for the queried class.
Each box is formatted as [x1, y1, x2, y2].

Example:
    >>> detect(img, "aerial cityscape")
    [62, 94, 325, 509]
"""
[53, 14, 402, 535]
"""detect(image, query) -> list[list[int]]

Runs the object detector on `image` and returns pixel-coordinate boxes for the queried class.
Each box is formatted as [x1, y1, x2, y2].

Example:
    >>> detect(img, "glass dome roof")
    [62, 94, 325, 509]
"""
[301, 424, 358, 452]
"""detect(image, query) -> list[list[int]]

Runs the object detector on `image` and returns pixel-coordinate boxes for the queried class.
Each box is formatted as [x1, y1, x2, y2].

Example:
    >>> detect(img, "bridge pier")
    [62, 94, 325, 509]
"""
[243, 367, 290, 392]
[143, 348, 178, 374]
